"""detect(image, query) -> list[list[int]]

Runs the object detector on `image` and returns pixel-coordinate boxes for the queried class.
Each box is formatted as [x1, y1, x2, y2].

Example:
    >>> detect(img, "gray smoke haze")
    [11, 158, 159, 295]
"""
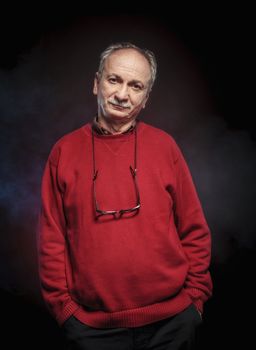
[173, 117, 256, 262]
[0, 16, 255, 298]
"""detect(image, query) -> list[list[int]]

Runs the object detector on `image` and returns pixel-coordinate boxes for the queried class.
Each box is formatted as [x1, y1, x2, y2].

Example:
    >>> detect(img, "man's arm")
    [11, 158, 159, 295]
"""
[38, 148, 79, 325]
[173, 146, 213, 314]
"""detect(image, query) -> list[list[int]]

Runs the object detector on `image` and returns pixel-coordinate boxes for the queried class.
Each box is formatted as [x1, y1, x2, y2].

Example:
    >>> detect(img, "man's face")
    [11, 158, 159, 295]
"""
[93, 49, 151, 123]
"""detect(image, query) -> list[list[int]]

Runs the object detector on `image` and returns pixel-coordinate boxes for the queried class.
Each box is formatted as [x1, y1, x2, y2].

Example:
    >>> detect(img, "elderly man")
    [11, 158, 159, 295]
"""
[38, 42, 212, 350]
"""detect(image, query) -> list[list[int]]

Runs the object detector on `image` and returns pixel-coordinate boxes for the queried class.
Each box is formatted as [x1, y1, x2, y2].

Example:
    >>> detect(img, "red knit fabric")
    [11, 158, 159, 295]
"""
[38, 121, 212, 328]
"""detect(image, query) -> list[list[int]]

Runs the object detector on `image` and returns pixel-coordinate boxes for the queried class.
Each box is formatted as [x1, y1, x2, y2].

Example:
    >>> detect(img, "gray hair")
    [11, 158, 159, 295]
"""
[97, 42, 157, 92]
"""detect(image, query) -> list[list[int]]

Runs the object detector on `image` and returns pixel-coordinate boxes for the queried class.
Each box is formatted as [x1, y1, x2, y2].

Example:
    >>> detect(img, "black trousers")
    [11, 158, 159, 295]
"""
[61, 304, 202, 350]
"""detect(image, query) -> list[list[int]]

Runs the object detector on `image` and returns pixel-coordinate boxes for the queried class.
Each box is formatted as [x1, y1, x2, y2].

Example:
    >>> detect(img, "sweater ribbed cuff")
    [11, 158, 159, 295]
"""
[185, 287, 204, 314]
[192, 298, 203, 314]
[57, 299, 80, 326]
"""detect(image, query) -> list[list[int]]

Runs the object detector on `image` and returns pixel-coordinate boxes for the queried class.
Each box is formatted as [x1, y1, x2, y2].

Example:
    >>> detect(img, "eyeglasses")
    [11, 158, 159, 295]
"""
[92, 122, 140, 220]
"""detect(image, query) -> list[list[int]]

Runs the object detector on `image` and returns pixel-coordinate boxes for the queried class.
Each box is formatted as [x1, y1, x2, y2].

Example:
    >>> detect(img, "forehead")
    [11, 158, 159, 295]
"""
[104, 49, 151, 82]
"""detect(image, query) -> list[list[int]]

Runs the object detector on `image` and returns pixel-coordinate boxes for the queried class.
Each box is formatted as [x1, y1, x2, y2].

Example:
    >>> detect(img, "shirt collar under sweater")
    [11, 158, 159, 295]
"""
[92, 115, 137, 135]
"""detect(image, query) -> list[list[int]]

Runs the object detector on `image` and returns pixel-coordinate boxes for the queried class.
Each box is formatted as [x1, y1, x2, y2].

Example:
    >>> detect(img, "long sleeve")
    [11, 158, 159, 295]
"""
[173, 147, 213, 313]
[38, 148, 79, 325]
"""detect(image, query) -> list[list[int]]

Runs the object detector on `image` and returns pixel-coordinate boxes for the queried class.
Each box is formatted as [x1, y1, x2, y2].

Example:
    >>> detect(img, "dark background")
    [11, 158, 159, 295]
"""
[0, 7, 255, 349]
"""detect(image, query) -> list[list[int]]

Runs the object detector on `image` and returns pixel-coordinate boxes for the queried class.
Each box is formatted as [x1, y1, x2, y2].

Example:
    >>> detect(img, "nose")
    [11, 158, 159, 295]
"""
[115, 84, 129, 101]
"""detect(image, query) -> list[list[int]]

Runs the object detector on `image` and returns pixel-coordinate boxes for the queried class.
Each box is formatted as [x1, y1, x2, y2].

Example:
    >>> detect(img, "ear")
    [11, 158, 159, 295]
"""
[93, 72, 99, 95]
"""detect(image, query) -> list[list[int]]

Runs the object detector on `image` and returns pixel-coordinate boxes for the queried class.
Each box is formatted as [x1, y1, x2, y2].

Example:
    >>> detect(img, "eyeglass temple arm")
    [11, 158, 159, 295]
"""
[129, 166, 140, 206]
[93, 170, 119, 216]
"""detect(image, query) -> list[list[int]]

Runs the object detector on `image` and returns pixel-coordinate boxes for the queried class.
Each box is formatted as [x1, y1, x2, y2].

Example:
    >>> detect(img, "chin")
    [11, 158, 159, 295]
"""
[106, 111, 131, 120]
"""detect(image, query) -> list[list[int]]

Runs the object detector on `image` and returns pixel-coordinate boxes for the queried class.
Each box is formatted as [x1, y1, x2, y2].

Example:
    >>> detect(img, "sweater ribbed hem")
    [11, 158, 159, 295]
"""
[72, 289, 192, 328]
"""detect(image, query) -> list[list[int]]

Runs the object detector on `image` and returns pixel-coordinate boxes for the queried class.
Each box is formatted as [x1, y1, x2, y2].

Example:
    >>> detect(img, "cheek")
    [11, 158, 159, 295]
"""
[100, 83, 116, 98]
[97, 89, 108, 105]
[100, 92, 113, 106]
[131, 95, 146, 108]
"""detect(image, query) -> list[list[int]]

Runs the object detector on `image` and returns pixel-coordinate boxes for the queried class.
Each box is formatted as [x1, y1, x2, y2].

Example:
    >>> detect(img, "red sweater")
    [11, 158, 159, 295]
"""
[38, 120, 212, 328]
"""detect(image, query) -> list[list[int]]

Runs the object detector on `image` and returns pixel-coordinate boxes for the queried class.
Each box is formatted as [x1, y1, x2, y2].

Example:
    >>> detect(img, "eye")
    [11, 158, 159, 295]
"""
[132, 84, 143, 91]
[108, 77, 117, 84]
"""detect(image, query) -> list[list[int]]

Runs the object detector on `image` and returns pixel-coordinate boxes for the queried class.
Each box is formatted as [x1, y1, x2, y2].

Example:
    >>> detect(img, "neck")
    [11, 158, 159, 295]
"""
[97, 115, 136, 135]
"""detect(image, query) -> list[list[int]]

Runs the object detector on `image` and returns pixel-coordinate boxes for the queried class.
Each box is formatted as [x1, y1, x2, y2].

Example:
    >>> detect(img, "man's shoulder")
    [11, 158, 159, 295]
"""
[47, 123, 90, 164]
[140, 121, 177, 146]
[54, 123, 90, 146]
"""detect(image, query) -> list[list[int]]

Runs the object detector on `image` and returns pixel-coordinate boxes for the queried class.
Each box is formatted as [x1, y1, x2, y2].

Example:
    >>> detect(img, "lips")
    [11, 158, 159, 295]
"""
[109, 101, 130, 110]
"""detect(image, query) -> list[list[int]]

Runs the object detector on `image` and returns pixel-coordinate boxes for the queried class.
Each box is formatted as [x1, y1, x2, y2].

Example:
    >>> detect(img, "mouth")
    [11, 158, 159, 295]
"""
[108, 102, 130, 110]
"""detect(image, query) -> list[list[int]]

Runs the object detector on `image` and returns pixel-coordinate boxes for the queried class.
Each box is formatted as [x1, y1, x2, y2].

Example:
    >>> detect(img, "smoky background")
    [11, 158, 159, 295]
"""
[0, 9, 254, 348]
